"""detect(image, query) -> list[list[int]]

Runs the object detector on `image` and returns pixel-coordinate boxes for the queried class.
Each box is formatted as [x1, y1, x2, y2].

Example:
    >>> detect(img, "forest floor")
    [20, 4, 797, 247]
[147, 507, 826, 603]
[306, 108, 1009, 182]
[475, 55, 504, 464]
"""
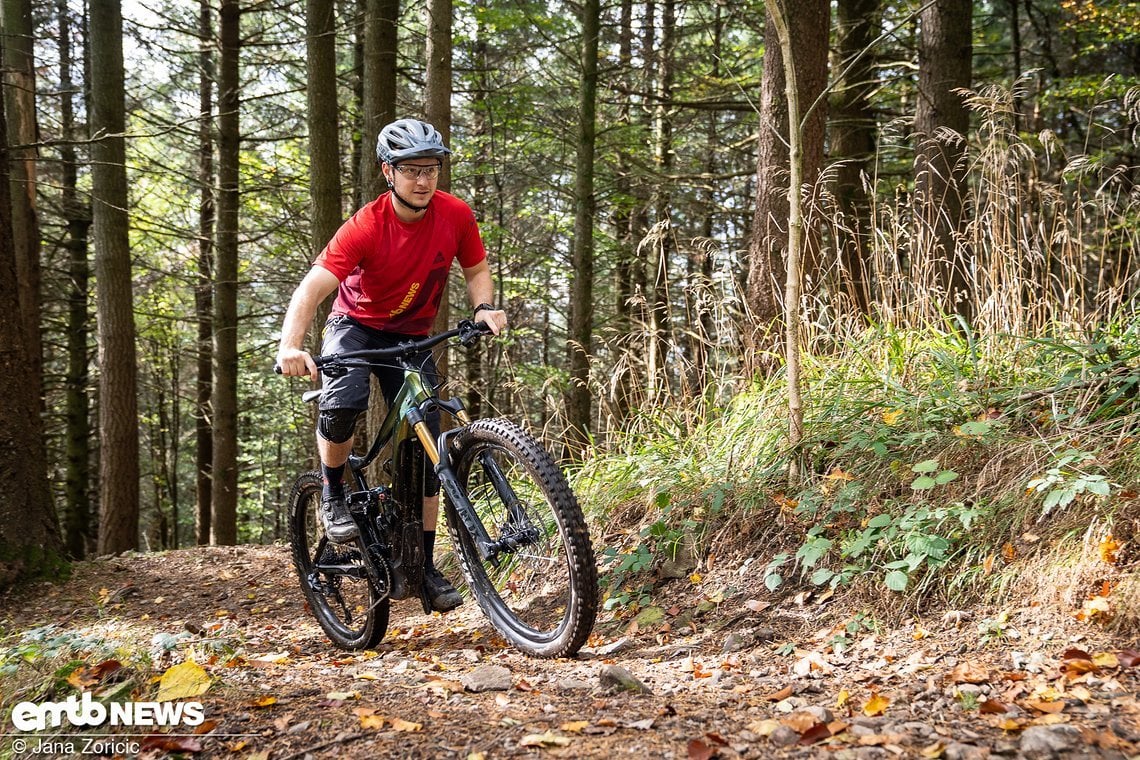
[3, 544, 1140, 759]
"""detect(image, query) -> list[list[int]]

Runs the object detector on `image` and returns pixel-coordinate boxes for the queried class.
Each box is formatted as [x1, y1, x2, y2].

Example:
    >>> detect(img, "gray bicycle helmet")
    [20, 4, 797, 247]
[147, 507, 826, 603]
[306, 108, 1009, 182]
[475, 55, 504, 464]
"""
[376, 118, 451, 164]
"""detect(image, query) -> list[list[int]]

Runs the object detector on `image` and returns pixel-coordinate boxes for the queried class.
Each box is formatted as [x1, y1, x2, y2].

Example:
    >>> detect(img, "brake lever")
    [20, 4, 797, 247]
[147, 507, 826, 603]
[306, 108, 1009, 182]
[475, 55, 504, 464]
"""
[458, 319, 492, 347]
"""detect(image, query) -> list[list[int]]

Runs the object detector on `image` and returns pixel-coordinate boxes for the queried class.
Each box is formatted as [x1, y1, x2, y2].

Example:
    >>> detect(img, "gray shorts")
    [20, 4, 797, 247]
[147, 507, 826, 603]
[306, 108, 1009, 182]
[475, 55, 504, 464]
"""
[320, 315, 442, 496]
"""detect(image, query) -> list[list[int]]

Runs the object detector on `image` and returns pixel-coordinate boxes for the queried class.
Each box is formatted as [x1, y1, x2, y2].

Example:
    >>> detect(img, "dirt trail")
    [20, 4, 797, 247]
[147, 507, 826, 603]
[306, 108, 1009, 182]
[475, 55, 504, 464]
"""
[2, 545, 1139, 759]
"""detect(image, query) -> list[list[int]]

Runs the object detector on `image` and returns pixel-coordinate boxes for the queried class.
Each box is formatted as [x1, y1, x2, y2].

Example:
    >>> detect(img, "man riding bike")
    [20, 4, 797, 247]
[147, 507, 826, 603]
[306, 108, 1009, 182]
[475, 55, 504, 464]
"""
[275, 118, 507, 613]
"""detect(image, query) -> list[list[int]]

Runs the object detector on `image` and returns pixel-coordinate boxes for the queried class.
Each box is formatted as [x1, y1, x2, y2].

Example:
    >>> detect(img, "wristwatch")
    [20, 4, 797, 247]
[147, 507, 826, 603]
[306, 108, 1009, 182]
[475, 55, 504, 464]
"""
[473, 303, 495, 318]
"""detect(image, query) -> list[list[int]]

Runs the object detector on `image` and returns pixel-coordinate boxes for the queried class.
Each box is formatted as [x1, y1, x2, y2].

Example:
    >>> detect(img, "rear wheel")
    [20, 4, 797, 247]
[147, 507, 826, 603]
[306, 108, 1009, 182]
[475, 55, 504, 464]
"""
[288, 472, 389, 649]
[445, 419, 597, 658]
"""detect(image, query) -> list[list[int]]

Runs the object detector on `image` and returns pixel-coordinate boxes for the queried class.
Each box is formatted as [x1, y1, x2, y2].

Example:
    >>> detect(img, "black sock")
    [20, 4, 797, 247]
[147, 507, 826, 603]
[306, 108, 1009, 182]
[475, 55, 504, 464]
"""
[423, 530, 436, 568]
[321, 463, 345, 499]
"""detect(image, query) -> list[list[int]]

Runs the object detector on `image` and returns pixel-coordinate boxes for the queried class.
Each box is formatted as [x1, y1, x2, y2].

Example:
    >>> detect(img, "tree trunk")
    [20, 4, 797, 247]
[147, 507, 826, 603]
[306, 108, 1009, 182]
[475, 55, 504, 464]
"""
[610, 0, 635, 424]
[0, 49, 64, 587]
[744, 0, 829, 369]
[566, 0, 599, 454]
[59, 0, 93, 558]
[196, 0, 215, 546]
[308, 0, 342, 253]
[832, 0, 879, 316]
[360, 0, 398, 205]
[647, 0, 675, 405]
[763, 0, 806, 483]
[425, 0, 452, 374]
[211, 0, 240, 545]
[915, 0, 973, 323]
[1, 0, 42, 384]
[89, 0, 140, 554]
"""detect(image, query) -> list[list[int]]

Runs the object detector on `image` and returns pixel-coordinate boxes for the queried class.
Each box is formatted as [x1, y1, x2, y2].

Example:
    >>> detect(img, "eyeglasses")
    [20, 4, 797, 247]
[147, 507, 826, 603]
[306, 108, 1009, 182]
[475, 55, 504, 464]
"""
[393, 163, 442, 180]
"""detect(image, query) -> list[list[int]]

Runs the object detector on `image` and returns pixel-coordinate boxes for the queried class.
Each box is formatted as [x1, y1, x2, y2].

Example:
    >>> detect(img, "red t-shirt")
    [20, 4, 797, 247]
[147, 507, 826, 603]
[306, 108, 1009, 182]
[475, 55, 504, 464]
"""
[315, 191, 487, 335]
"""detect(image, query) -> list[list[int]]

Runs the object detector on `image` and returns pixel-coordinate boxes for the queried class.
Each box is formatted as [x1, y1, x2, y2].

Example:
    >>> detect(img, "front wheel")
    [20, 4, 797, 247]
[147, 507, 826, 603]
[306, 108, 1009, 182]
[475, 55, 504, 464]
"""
[288, 472, 389, 650]
[445, 419, 598, 658]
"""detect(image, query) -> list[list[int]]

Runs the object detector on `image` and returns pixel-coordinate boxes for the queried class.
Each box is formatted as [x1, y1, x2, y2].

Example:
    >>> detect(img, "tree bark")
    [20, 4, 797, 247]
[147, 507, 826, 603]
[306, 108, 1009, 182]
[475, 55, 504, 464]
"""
[196, 0, 215, 546]
[59, 0, 93, 558]
[832, 0, 879, 315]
[763, 0, 806, 483]
[89, 0, 140, 554]
[915, 0, 973, 323]
[425, 0, 452, 375]
[0, 44, 64, 587]
[647, 0, 675, 405]
[744, 0, 829, 370]
[308, 0, 342, 254]
[566, 0, 599, 454]
[1, 0, 42, 383]
[211, 0, 241, 545]
[360, 0, 398, 205]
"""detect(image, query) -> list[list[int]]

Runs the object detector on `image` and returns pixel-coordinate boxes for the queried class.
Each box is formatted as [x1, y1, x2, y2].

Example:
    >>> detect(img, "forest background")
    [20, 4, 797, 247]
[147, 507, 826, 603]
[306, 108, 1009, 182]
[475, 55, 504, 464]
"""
[2, 0, 1139, 619]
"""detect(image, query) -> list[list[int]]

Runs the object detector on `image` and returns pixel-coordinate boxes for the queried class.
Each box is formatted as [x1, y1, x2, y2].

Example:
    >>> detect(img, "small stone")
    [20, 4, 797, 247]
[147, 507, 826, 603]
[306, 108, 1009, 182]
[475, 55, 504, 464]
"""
[723, 632, 750, 653]
[1018, 725, 1082, 758]
[599, 664, 651, 694]
[769, 725, 799, 748]
[461, 664, 513, 692]
[554, 677, 592, 692]
[596, 637, 635, 656]
[802, 705, 833, 723]
[943, 742, 989, 760]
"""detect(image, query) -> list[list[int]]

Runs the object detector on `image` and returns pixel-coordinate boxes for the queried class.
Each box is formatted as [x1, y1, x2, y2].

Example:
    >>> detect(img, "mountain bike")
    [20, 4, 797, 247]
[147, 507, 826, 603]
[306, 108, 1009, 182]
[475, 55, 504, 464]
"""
[281, 320, 598, 658]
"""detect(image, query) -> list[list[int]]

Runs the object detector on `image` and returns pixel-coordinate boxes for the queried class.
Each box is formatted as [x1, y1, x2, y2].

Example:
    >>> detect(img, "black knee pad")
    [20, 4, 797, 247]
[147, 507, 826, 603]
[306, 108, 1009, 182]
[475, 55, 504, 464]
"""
[317, 408, 360, 444]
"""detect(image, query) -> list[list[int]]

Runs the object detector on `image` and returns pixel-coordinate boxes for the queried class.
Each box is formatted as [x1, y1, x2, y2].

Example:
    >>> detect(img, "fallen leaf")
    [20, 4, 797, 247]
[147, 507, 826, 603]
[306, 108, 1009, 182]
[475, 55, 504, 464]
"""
[798, 721, 832, 744]
[764, 685, 794, 702]
[326, 691, 359, 701]
[687, 738, 716, 760]
[1092, 652, 1119, 669]
[560, 720, 589, 733]
[921, 740, 945, 758]
[1118, 649, 1140, 668]
[139, 735, 202, 753]
[359, 714, 386, 730]
[1024, 699, 1066, 714]
[980, 699, 1013, 714]
[746, 719, 779, 737]
[745, 599, 770, 614]
[520, 732, 571, 748]
[247, 695, 277, 708]
[391, 717, 423, 732]
[156, 659, 211, 702]
[862, 693, 890, 717]
[1062, 647, 1092, 660]
[836, 689, 850, 709]
[1098, 535, 1121, 564]
[947, 661, 990, 684]
[781, 712, 818, 733]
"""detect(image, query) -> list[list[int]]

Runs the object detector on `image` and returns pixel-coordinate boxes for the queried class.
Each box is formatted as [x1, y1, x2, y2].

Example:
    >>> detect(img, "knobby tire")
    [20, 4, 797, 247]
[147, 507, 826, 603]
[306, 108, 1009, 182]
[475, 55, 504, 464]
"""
[288, 472, 389, 650]
[445, 419, 598, 658]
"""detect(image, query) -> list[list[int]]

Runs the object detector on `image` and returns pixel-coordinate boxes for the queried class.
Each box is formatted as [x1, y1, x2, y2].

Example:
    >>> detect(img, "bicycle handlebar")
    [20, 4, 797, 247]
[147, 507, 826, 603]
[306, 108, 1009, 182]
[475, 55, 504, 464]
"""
[273, 319, 494, 375]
